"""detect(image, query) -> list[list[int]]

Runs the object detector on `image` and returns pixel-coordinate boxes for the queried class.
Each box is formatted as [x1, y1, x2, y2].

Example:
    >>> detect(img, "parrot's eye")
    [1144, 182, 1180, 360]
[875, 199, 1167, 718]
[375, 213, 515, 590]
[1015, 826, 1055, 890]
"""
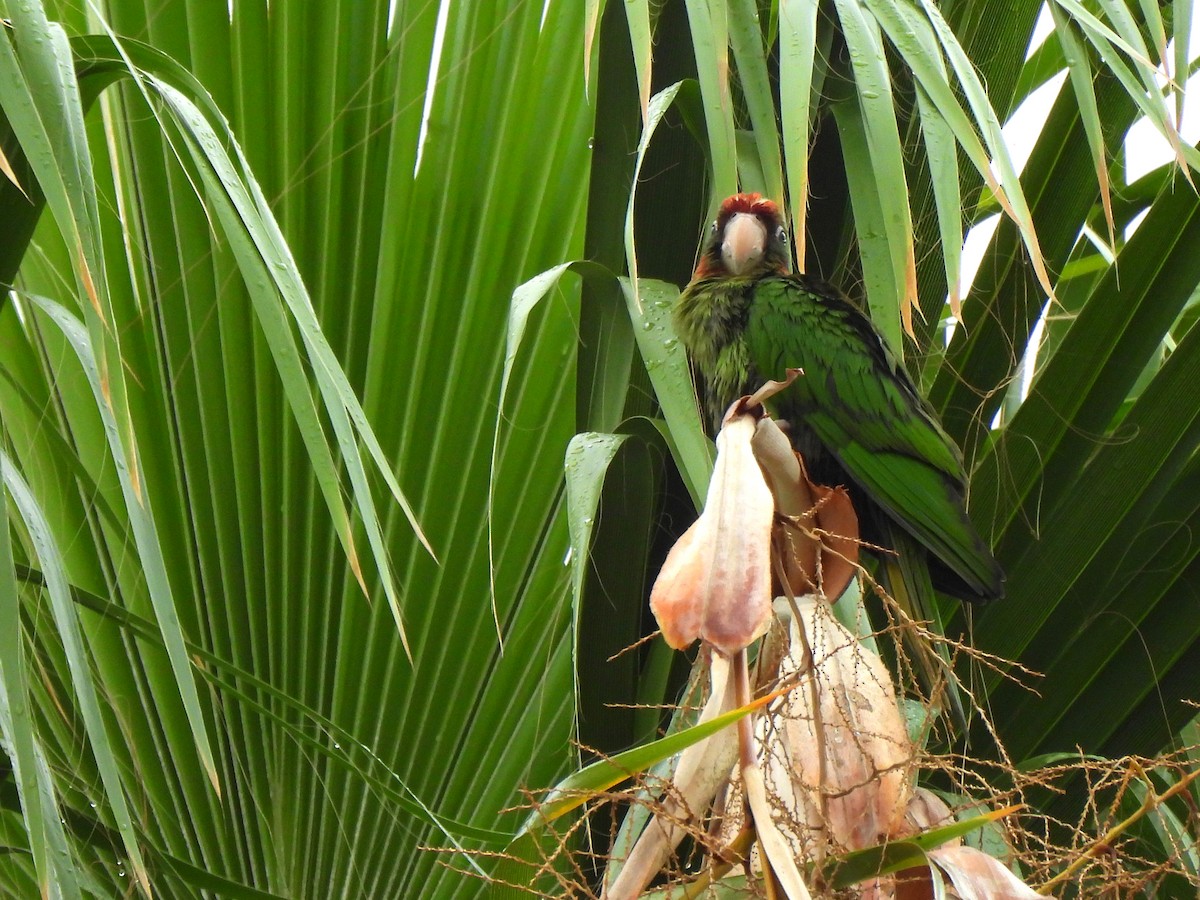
[775, 226, 787, 243]
[710, 220, 719, 234]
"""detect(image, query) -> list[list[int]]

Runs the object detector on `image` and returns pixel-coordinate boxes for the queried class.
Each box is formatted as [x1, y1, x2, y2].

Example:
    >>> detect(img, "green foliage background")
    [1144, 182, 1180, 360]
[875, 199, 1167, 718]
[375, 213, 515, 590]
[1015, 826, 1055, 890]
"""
[0, 0, 1198, 896]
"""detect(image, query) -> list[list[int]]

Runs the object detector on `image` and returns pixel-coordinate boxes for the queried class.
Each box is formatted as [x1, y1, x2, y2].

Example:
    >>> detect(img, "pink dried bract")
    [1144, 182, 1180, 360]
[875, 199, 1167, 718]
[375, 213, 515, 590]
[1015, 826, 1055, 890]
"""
[763, 596, 913, 857]
[650, 403, 774, 655]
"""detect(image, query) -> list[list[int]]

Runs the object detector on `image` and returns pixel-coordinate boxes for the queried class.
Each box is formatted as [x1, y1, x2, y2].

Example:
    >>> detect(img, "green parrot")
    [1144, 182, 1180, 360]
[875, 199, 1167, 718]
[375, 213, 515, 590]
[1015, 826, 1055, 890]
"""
[673, 193, 1003, 605]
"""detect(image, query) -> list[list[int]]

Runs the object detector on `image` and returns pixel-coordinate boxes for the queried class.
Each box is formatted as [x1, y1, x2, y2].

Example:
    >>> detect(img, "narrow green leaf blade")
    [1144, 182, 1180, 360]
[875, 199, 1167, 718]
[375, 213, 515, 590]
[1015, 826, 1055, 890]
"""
[0, 466, 82, 900]
[683, 0, 737, 200]
[728, 0, 784, 203]
[623, 277, 712, 506]
[1, 451, 150, 895]
[778, 0, 819, 266]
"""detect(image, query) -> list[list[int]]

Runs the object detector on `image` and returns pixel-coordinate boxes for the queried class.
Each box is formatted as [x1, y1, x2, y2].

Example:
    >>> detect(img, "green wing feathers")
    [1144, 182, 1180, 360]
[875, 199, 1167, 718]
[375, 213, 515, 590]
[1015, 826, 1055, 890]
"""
[834, 437, 1001, 599]
[743, 276, 1004, 601]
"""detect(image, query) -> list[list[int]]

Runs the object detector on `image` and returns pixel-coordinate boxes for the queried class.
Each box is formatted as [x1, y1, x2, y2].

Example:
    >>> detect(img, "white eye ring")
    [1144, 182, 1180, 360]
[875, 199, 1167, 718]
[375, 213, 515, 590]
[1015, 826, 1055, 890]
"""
[710, 220, 719, 234]
[775, 226, 787, 243]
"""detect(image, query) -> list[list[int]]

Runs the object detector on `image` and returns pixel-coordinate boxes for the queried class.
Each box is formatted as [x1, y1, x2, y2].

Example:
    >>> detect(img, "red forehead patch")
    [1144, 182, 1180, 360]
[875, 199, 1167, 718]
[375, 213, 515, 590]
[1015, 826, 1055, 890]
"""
[718, 192, 780, 219]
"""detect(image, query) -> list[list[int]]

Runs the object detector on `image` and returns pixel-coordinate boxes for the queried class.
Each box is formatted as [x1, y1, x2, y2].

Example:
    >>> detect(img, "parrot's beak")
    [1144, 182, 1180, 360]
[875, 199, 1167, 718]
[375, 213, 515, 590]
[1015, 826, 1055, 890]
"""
[721, 212, 767, 275]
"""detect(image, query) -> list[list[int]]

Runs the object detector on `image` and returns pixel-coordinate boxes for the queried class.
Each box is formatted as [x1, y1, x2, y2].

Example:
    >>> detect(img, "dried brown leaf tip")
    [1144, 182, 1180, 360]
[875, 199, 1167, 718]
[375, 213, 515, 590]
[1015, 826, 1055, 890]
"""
[0, 144, 30, 201]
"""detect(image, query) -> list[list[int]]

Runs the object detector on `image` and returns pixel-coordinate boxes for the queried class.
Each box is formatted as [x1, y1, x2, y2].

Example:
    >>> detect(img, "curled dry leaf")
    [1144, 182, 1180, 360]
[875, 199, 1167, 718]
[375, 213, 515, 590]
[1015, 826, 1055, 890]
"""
[762, 596, 913, 858]
[927, 845, 1042, 899]
[650, 402, 774, 654]
[904, 787, 957, 836]
[750, 416, 859, 602]
[752, 415, 818, 593]
[603, 656, 741, 900]
[742, 744, 815, 900]
[806, 480, 858, 601]
[747, 368, 804, 407]
[882, 790, 1036, 900]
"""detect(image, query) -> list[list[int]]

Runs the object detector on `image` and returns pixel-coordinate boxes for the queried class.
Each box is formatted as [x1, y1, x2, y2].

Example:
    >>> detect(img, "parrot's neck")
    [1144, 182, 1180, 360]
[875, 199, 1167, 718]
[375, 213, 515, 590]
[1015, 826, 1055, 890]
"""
[674, 277, 759, 430]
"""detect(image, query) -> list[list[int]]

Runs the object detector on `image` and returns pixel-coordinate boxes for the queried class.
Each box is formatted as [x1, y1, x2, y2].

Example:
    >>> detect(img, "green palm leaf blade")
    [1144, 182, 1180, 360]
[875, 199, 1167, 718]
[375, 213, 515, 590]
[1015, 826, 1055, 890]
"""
[0, 475, 84, 899]
[1, 1, 594, 896]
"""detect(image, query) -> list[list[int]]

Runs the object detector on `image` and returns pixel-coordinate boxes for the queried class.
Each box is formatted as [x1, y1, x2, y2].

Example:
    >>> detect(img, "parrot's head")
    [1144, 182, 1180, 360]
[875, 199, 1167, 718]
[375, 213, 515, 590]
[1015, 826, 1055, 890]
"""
[694, 193, 791, 279]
